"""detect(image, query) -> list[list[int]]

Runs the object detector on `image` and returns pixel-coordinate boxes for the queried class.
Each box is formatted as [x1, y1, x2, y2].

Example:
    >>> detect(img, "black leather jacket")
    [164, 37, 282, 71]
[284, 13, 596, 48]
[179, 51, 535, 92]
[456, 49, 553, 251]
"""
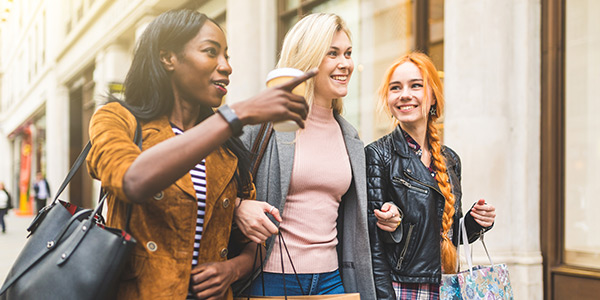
[365, 127, 489, 299]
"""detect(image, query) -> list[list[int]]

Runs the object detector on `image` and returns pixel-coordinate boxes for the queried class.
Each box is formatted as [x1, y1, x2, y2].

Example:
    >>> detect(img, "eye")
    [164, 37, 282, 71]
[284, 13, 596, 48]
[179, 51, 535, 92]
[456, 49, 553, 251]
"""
[390, 85, 401, 91]
[204, 47, 218, 57]
[412, 83, 423, 89]
[328, 50, 337, 57]
[345, 50, 352, 58]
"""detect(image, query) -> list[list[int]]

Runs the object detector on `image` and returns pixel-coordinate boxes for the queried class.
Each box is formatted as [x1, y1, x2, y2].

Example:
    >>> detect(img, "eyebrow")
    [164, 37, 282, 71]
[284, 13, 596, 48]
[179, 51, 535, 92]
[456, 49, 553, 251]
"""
[330, 46, 352, 51]
[390, 79, 423, 85]
[202, 39, 222, 49]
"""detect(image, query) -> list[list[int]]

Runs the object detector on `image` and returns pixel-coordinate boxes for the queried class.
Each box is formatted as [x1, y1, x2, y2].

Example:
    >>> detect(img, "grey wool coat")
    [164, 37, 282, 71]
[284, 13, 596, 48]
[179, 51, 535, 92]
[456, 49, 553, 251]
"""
[239, 114, 376, 299]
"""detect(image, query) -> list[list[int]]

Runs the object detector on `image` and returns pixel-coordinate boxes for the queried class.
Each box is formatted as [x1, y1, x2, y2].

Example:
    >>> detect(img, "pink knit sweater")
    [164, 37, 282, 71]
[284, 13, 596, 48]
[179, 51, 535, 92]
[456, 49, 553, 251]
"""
[263, 104, 352, 274]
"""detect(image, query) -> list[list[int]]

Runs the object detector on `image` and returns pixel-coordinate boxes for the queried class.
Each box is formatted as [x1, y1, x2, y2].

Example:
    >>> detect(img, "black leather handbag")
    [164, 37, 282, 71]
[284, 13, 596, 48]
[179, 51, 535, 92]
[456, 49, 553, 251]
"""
[0, 119, 141, 300]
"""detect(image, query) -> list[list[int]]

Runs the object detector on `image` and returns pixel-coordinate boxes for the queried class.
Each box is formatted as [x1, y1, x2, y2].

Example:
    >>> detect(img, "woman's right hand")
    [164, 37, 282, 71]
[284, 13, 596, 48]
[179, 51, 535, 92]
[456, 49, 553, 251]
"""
[231, 69, 318, 128]
[234, 199, 282, 244]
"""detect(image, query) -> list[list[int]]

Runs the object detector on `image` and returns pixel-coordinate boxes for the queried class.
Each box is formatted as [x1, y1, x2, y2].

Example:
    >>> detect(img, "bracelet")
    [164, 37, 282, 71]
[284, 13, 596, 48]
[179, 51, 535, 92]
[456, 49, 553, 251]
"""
[217, 104, 243, 137]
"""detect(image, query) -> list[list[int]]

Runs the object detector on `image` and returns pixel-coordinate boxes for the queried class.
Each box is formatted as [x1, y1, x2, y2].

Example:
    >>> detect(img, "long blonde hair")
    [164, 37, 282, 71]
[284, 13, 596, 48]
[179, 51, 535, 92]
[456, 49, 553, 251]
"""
[378, 52, 458, 273]
[277, 13, 351, 114]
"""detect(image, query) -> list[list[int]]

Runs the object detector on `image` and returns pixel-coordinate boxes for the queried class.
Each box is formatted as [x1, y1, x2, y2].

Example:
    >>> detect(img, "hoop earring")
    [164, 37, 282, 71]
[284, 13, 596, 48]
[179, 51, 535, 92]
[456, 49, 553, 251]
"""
[429, 105, 437, 116]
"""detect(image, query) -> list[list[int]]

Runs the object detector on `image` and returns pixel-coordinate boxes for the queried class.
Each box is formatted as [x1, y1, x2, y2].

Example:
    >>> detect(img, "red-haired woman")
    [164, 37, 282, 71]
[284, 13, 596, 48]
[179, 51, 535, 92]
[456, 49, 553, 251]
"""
[366, 52, 496, 299]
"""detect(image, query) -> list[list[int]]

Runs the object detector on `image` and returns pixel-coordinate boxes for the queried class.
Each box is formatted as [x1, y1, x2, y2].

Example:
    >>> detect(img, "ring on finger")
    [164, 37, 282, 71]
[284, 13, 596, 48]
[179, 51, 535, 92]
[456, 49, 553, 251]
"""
[268, 206, 275, 214]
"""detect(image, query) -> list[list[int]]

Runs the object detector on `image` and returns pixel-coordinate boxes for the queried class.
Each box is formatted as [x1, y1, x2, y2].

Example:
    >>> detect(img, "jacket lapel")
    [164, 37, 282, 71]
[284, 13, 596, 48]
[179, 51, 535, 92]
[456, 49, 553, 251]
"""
[275, 131, 296, 205]
[204, 146, 237, 225]
[391, 126, 440, 189]
[144, 117, 197, 200]
[335, 115, 364, 181]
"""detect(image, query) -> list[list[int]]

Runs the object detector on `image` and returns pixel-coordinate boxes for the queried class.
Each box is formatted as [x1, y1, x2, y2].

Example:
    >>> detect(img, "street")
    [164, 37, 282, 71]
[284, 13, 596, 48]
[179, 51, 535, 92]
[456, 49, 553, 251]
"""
[0, 211, 34, 284]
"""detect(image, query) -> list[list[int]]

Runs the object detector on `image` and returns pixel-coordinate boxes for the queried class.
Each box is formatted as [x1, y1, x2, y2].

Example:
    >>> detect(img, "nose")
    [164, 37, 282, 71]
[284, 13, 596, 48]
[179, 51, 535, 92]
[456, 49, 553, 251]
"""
[337, 57, 351, 70]
[400, 88, 412, 100]
[217, 57, 232, 76]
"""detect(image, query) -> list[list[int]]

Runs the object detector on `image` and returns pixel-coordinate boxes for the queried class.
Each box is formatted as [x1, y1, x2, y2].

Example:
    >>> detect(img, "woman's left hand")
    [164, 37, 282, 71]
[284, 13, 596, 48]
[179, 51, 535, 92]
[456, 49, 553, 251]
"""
[470, 199, 496, 227]
[374, 202, 402, 232]
[189, 261, 237, 300]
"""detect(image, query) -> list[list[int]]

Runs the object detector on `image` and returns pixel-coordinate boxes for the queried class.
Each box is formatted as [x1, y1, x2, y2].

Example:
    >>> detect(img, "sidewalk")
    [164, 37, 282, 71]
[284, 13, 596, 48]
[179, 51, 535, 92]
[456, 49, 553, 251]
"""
[0, 210, 34, 283]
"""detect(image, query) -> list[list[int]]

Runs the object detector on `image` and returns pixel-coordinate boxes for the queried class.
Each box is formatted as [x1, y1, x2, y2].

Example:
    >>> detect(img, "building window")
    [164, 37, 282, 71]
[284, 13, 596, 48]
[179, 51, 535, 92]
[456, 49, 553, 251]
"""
[564, 0, 600, 270]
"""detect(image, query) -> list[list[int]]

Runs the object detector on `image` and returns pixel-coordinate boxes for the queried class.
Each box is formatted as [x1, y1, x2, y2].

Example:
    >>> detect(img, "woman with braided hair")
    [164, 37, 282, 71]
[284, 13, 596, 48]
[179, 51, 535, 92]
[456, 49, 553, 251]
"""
[366, 52, 496, 299]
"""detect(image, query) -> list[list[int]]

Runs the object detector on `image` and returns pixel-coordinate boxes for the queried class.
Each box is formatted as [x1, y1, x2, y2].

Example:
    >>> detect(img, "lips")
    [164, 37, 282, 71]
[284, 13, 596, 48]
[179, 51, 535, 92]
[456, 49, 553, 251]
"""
[331, 75, 348, 82]
[398, 105, 417, 111]
[213, 80, 229, 95]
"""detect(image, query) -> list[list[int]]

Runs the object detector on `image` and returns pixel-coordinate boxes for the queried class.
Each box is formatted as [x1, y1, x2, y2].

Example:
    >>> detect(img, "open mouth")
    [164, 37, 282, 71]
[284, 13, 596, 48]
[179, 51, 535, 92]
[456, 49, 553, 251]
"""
[399, 105, 417, 111]
[331, 75, 348, 82]
[213, 81, 228, 94]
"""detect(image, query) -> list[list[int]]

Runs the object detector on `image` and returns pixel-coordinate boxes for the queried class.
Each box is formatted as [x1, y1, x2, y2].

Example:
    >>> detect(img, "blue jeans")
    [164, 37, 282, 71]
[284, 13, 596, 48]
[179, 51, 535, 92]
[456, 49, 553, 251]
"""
[250, 269, 345, 296]
[0, 209, 6, 232]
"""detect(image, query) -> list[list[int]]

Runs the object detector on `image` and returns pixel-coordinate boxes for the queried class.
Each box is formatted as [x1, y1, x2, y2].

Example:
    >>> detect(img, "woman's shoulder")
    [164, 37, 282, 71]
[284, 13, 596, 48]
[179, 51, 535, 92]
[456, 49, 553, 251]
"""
[89, 102, 138, 139]
[365, 132, 395, 163]
[334, 114, 359, 139]
[441, 145, 461, 168]
[239, 123, 264, 148]
[92, 102, 136, 126]
[366, 131, 394, 150]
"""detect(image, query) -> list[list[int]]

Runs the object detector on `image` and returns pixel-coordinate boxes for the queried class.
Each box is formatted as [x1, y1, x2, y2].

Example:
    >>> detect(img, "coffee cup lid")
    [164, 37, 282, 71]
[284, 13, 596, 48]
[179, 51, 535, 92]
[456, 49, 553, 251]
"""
[266, 68, 305, 83]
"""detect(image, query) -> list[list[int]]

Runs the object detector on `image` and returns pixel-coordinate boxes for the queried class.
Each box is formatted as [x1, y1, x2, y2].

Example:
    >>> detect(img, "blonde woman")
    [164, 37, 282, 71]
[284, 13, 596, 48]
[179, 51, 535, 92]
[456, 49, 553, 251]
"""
[366, 52, 496, 299]
[234, 13, 384, 297]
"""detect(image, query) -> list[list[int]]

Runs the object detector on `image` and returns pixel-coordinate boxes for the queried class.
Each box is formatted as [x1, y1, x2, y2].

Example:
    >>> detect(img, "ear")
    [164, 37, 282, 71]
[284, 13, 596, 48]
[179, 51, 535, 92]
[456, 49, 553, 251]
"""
[159, 50, 176, 72]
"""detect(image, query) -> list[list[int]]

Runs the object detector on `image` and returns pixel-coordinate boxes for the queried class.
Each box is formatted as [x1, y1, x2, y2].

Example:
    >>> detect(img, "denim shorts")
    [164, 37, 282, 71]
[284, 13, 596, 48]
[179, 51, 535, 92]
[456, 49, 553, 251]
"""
[249, 269, 345, 296]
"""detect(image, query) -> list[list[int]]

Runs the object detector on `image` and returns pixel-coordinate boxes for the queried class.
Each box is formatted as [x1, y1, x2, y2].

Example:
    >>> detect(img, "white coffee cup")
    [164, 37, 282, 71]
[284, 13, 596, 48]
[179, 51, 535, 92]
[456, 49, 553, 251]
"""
[265, 68, 307, 132]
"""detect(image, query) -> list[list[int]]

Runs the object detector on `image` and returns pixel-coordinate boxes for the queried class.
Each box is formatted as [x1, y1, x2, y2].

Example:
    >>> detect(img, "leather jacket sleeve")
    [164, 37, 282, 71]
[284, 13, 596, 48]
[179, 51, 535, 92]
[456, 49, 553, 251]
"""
[365, 144, 396, 300]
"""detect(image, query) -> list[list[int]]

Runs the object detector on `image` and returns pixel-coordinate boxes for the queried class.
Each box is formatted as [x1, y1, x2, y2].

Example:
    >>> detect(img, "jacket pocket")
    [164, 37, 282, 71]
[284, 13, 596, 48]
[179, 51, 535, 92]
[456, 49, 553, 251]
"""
[392, 177, 429, 194]
[394, 224, 415, 270]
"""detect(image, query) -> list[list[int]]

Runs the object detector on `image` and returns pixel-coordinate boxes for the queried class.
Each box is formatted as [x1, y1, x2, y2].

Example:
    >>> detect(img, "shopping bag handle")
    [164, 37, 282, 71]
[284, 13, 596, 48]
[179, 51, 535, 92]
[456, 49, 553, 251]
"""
[245, 232, 305, 299]
[457, 217, 495, 276]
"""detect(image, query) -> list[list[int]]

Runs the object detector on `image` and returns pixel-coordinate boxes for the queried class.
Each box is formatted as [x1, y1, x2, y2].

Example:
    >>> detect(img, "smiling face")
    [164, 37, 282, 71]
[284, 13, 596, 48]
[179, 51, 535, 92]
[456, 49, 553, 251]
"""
[313, 30, 354, 103]
[387, 61, 435, 130]
[164, 21, 232, 108]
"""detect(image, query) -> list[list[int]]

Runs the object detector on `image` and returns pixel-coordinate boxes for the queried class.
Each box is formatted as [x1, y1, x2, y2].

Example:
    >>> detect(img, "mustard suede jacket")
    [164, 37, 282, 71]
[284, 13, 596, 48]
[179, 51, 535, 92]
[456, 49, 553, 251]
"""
[86, 102, 253, 299]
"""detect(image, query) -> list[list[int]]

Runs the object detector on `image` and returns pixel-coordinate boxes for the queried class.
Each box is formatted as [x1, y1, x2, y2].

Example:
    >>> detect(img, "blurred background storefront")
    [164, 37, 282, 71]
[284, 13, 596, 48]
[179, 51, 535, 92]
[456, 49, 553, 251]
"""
[0, 0, 598, 298]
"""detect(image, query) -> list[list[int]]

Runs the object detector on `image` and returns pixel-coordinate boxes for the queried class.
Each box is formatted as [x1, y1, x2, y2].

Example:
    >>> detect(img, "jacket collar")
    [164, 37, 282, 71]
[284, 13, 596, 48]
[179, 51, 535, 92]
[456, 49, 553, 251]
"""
[390, 125, 440, 189]
[391, 125, 413, 159]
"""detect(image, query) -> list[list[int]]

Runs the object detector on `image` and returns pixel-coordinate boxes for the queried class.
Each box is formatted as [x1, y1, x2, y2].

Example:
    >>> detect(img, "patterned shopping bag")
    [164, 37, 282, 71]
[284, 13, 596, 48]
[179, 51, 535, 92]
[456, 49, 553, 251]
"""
[457, 264, 514, 299]
[440, 219, 514, 300]
[440, 273, 462, 300]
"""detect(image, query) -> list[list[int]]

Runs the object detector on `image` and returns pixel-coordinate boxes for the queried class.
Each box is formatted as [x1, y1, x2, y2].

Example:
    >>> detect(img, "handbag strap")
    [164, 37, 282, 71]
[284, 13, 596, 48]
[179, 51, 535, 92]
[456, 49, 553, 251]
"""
[250, 122, 274, 179]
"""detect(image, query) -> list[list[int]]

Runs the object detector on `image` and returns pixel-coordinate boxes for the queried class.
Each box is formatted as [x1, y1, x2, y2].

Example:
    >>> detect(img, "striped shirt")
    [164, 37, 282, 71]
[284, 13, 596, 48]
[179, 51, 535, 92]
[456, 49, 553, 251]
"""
[170, 124, 206, 267]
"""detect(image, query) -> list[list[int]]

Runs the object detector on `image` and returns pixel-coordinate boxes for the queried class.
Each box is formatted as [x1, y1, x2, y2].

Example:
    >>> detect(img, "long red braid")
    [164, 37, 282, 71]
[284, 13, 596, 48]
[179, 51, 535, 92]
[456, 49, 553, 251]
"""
[378, 52, 458, 273]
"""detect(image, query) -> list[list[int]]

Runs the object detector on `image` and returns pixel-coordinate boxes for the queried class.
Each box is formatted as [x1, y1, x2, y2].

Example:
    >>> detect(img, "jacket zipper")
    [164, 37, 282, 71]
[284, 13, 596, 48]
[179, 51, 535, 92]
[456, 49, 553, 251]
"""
[402, 172, 445, 199]
[393, 177, 428, 194]
[396, 224, 414, 270]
